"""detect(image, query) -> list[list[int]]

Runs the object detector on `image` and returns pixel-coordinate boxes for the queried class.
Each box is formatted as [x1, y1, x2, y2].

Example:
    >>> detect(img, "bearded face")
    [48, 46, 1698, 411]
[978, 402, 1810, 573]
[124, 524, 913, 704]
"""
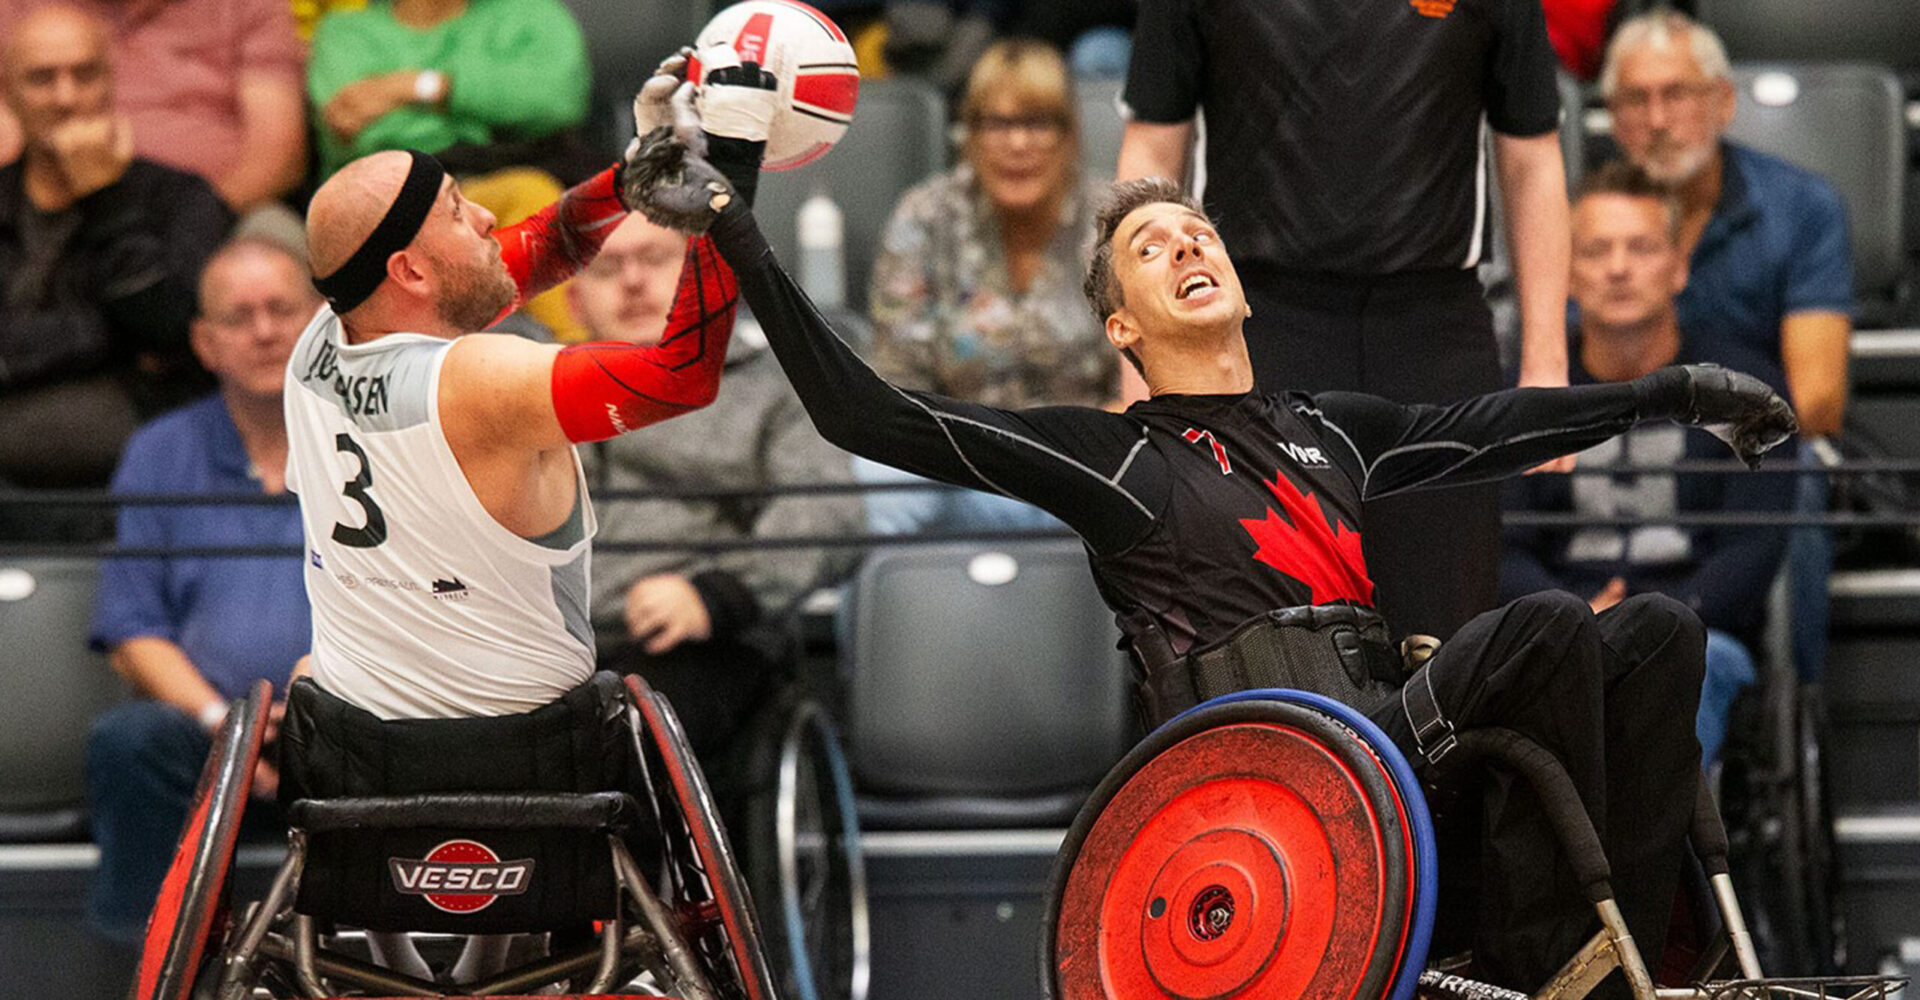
[427, 239, 517, 333]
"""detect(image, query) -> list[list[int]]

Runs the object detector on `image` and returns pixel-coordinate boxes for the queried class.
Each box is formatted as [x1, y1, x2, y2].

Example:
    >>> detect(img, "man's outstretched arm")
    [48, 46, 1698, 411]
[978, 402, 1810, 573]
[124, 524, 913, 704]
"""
[1300, 366, 1797, 500]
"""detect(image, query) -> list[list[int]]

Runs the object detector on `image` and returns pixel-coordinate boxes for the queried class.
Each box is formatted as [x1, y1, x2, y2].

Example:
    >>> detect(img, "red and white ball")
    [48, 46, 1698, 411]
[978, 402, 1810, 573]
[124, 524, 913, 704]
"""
[689, 0, 860, 171]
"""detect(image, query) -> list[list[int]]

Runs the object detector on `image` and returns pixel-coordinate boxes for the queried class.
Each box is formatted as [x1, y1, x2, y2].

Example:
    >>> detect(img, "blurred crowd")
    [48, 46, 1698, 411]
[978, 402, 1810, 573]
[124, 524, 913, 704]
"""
[0, 0, 1893, 951]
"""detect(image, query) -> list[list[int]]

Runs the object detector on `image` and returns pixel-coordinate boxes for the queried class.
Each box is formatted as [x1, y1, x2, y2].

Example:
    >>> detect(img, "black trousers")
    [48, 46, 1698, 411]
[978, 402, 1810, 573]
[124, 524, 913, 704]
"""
[1367, 591, 1706, 993]
[1241, 263, 1504, 640]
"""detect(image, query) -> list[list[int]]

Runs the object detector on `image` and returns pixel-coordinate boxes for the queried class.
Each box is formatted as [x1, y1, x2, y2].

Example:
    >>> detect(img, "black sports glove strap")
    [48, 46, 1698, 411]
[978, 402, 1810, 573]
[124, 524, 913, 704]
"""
[704, 135, 765, 208]
[1656, 363, 1800, 468]
[313, 150, 446, 313]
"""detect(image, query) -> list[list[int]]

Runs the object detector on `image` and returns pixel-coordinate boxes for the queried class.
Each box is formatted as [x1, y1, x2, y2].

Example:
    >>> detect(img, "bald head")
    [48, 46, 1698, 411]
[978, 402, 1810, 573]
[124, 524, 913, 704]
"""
[306, 151, 425, 280]
[3, 5, 113, 144]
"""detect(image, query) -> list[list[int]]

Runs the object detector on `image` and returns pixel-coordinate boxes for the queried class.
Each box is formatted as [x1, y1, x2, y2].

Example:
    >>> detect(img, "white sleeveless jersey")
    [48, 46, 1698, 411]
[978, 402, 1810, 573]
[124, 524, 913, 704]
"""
[284, 307, 597, 719]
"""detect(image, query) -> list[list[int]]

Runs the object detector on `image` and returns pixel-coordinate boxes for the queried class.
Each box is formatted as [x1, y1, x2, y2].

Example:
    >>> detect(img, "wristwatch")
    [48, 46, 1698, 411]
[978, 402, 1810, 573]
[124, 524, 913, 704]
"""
[414, 69, 446, 105]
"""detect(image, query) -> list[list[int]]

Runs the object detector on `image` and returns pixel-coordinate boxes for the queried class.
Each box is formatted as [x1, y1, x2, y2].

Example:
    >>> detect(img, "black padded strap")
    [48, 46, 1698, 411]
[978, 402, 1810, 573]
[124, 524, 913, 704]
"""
[1689, 774, 1731, 876]
[289, 791, 636, 834]
[1438, 729, 1615, 904]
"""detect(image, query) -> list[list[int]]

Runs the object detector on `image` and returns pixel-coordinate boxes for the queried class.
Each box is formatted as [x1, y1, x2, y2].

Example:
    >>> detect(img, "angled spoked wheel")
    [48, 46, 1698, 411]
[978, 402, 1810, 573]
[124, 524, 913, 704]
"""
[740, 694, 870, 1000]
[130, 680, 272, 1000]
[626, 673, 783, 1000]
[1043, 689, 1436, 1000]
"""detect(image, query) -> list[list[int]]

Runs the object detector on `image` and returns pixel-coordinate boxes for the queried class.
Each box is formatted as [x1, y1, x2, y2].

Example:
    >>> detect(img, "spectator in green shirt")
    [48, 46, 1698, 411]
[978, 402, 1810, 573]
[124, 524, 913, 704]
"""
[307, 0, 589, 179]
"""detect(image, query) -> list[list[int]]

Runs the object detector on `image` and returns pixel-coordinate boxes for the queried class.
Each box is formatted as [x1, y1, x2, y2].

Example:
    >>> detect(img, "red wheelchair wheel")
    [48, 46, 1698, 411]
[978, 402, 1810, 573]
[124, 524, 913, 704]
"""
[130, 680, 271, 1000]
[626, 674, 781, 1000]
[1045, 698, 1412, 1000]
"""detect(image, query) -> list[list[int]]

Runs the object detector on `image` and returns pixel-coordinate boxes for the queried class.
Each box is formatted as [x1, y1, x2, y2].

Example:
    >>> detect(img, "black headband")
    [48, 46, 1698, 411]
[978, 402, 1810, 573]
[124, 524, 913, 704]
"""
[313, 150, 447, 313]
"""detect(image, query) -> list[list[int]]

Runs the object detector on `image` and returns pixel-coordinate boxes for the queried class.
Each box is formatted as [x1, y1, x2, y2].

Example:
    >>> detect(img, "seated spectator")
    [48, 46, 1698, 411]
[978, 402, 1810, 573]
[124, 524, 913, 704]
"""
[863, 38, 1114, 533]
[571, 213, 861, 763]
[1602, 9, 1852, 434]
[0, 5, 232, 498]
[1502, 163, 1791, 766]
[308, 0, 592, 339]
[84, 236, 315, 943]
[1602, 9, 1854, 683]
[0, 0, 306, 232]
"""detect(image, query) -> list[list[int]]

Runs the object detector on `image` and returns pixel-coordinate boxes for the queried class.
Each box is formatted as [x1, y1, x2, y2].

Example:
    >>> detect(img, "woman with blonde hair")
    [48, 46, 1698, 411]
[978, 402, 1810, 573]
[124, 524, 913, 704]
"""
[863, 38, 1115, 533]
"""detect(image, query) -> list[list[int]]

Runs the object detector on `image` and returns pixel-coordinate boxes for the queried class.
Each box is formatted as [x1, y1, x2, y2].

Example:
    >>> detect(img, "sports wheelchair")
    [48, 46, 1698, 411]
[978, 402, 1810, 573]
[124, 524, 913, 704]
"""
[129, 671, 864, 1000]
[1042, 685, 1902, 1000]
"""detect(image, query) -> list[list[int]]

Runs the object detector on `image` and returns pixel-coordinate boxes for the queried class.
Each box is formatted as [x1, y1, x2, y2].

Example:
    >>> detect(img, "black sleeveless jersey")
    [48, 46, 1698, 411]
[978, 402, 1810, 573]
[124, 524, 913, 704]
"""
[712, 211, 1690, 652]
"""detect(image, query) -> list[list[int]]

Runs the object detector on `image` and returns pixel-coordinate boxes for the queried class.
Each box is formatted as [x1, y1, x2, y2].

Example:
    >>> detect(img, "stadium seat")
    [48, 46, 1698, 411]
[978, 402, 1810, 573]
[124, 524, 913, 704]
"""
[1697, 0, 1919, 74]
[845, 541, 1133, 829]
[0, 558, 124, 841]
[1724, 64, 1908, 328]
[751, 77, 949, 315]
[1076, 77, 1125, 183]
[561, 0, 714, 151]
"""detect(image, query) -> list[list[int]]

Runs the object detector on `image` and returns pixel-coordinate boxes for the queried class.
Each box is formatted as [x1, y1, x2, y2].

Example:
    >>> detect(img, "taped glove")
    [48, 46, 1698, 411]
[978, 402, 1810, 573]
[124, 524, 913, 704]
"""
[1651, 364, 1800, 468]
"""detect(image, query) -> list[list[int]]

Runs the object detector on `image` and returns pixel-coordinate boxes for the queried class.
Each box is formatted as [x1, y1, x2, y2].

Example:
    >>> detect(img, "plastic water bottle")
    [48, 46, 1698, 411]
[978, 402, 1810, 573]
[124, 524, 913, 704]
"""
[797, 186, 846, 311]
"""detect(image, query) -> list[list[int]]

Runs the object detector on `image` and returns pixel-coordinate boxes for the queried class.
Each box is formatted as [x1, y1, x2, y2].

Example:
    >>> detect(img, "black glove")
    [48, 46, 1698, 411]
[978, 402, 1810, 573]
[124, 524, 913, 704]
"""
[1658, 363, 1799, 469]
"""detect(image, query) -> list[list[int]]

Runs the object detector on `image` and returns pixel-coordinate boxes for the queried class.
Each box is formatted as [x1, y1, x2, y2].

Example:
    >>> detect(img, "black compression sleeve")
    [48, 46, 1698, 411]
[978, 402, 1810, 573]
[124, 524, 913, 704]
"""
[1301, 381, 1655, 499]
[704, 135, 764, 207]
[706, 204, 1160, 552]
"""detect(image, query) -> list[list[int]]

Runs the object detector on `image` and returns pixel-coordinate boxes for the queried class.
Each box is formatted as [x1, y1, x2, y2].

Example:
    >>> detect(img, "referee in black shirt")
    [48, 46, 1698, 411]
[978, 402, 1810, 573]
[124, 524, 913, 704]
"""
[1118, 0, 1573, 643]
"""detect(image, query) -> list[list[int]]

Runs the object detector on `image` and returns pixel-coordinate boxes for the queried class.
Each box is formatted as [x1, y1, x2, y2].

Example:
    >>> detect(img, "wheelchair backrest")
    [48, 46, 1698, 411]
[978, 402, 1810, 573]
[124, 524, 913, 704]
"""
[278, 673, 642, 934]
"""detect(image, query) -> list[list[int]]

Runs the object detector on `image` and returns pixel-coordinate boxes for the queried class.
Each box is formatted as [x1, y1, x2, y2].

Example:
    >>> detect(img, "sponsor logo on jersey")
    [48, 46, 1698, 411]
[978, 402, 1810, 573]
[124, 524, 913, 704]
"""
[1279, 441, 1330, 468]
[336, 572, 358, 590]
[389, 839, 534, 914]
[431, 578, 471, 601]
[1409, 0, 1456, 17]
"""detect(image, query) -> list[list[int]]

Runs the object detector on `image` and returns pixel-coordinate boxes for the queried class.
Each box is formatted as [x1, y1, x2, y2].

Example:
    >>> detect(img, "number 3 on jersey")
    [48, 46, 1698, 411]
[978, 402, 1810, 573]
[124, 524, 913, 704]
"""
[332, 433, 388, 548]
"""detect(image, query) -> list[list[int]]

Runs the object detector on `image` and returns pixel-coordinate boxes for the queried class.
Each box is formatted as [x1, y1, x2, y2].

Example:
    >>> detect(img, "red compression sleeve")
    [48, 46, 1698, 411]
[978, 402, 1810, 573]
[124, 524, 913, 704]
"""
[550, 235, 739, 442]
[490, 166, 628, 325]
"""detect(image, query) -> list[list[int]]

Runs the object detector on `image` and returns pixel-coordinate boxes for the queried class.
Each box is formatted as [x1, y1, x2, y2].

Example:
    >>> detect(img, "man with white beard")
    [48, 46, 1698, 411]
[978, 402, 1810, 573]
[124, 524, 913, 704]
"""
[1600, 10, 1854, 439]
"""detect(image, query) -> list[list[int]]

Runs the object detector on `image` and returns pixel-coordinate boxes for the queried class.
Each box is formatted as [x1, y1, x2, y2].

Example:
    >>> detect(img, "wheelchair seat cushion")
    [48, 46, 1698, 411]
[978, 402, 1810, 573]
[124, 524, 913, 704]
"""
[277, 672, 644, 934]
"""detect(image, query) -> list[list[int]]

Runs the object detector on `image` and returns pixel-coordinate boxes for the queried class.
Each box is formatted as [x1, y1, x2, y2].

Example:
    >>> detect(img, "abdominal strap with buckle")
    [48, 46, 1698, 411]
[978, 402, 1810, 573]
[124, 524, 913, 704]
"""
[1132, 605, 1407, 729]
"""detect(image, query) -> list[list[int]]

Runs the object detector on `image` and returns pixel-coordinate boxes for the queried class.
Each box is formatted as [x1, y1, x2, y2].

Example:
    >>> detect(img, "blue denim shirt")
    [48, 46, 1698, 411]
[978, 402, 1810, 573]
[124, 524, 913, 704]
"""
[1675, 142, 1854, 400]
[90, 394, 310, 699]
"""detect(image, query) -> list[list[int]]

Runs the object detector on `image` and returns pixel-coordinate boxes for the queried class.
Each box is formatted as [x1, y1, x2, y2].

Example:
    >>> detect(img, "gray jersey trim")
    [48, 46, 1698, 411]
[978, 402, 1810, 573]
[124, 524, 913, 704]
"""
[549, 549, 595, 658]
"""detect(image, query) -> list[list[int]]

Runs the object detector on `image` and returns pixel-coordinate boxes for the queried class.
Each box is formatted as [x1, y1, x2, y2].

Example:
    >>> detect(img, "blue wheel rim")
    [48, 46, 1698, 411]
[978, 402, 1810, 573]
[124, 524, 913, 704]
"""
[1167, 689, 1437, 1000]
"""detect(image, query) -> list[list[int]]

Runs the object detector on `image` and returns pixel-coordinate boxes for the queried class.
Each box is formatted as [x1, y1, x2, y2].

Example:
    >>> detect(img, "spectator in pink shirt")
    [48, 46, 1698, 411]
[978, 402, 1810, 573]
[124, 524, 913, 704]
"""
[0, 0, 306, 224]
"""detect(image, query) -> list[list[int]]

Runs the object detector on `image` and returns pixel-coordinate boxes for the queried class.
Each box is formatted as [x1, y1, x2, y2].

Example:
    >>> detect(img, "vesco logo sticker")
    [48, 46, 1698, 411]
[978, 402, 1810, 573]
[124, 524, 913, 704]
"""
[388, 839, 534, 914]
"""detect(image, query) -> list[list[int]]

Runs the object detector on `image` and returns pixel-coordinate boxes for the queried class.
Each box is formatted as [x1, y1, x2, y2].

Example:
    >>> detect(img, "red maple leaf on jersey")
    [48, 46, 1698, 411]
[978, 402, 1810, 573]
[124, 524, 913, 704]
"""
[1239, 471, 1374, 605]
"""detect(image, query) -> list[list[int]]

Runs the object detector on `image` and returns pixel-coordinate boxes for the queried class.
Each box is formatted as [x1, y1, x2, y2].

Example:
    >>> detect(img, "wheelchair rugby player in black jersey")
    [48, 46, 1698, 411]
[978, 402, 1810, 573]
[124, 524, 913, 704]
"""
[619, 61, 1810, 1000]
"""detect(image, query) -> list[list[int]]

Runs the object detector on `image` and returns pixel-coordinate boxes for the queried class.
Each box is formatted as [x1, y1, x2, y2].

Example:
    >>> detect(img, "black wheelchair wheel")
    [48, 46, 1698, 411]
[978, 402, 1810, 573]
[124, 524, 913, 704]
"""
[1797, 684, 1840, 973]
[1043, 696, 1413, 1000]
[626, 674, 783, 1000]
[131, 681, 272, 1000]
[739, 694, 869, 1000]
